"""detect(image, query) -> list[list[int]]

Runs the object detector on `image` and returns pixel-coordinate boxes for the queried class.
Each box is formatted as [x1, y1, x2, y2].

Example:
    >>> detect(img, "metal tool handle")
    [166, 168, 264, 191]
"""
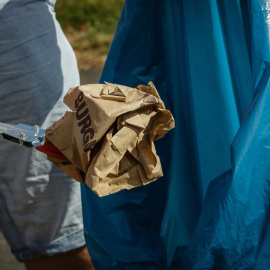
[0, 123, 45, 147]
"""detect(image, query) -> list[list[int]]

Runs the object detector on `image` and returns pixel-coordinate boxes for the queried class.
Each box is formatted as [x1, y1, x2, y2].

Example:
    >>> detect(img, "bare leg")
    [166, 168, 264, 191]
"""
[24, 245, 94, 270]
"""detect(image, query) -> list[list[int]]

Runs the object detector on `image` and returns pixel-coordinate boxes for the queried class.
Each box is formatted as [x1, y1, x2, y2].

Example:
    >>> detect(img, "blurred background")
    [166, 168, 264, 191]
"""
[56, 0, 125, 70]
[0, 1, 124, 269]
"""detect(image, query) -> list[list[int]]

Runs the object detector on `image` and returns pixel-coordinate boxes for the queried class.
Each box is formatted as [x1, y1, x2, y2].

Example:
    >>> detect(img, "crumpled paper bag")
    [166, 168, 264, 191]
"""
[45, 82, 174, 196]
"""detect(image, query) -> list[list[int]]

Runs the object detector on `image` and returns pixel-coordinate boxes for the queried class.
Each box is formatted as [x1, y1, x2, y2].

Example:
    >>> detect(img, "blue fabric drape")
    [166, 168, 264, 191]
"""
[81, 0, 270, 268]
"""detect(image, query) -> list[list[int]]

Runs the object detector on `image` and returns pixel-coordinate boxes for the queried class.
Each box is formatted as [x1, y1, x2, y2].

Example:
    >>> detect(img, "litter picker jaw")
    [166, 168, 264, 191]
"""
[0, 123, 45, 147]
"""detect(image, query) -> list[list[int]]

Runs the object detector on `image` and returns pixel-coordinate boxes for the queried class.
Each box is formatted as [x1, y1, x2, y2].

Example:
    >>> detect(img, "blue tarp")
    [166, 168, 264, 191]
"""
[81, 0, 270, 269]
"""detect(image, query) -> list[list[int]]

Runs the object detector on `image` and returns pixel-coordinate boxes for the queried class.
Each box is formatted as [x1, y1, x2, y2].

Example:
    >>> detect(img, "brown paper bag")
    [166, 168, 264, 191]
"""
[46, 82, 174, 196]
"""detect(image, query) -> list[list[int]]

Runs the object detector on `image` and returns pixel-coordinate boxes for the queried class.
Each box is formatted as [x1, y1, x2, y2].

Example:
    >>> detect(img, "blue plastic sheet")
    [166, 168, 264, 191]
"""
[81, 0, 270, 268]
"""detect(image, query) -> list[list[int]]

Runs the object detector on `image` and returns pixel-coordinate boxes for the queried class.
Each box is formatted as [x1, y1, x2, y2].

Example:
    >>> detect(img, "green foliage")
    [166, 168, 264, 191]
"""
[55, 0, 125, 59]
[55, 0, 124, 31]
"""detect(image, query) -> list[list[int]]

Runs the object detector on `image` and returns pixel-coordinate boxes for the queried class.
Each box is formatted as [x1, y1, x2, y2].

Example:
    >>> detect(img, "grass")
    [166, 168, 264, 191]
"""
[55, 0, 125, 69]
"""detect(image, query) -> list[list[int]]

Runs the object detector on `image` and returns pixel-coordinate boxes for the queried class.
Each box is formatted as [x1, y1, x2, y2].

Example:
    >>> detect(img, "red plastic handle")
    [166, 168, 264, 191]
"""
[36, 141, 69, 161]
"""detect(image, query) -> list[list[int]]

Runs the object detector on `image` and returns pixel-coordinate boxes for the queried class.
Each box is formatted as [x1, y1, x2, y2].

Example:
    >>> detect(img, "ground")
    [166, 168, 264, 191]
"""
[64, 26, 107, 70]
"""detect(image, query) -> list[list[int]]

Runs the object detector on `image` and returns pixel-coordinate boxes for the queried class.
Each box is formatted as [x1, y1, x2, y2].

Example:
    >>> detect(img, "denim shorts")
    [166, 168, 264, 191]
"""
[0, 0, 85, 262]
